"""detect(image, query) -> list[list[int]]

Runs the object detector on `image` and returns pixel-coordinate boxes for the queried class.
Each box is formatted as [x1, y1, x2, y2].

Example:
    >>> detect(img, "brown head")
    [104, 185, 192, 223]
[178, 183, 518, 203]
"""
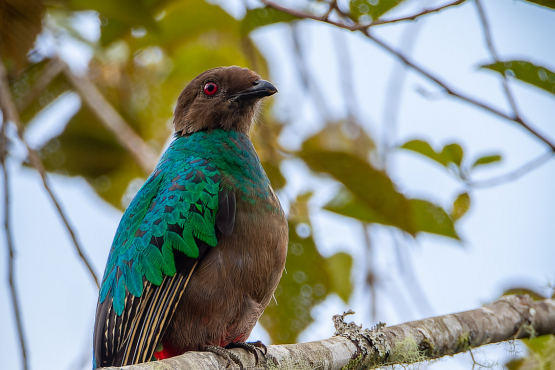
[173, 66, 277, 136]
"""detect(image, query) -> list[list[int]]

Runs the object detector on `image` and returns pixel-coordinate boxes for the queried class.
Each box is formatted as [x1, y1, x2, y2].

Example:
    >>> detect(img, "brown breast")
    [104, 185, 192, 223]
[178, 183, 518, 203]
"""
[161, 197, 288, 353]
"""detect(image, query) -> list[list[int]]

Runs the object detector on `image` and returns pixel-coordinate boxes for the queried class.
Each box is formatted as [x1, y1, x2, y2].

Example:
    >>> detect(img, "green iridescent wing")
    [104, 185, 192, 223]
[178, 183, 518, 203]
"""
[93, 155, 232, 368]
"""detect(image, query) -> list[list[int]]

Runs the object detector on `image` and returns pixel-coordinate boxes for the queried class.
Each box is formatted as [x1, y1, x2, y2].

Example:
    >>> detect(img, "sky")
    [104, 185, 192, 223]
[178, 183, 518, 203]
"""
[1, 0, 555, 369]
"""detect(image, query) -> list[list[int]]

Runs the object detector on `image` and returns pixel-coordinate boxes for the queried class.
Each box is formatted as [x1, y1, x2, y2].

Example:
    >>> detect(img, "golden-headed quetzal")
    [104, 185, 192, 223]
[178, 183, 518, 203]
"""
[93, 67, 288, 368]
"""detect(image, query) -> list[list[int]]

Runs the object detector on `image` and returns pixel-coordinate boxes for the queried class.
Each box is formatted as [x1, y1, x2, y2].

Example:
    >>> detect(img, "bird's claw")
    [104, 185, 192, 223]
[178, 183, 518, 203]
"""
[227, 341, 278, 366]
[205, 345, 244, 370]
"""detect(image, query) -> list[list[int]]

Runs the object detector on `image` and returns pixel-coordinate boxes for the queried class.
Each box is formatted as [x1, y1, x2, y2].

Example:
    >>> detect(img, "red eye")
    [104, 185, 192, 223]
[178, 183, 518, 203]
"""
[203, 82, 218, 95]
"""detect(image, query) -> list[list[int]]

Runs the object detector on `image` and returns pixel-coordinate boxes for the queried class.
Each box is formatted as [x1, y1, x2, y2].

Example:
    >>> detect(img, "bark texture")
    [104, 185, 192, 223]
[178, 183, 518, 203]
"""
[99, 295, 555, 370]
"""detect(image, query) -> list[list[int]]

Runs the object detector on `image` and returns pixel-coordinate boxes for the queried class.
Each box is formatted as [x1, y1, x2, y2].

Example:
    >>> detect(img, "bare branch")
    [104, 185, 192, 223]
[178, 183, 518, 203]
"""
[354, 0, 467, 29]
[475, 0, 521, 120]
[61, 62, 159, 174]
[467, 151, 554, 188]
[0, 58, 100, 289]
[99, 295, 555, 370]
[320, 0, 337, 21]
[260, 0, 555, 152]
[264, 0, 466, 28]
[1, 111, 29, 370]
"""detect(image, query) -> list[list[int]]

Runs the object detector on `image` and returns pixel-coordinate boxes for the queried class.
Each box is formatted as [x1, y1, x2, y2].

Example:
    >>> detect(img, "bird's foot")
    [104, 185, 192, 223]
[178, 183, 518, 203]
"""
[205, 345, 244, 370]
[228, 341, 278, 366]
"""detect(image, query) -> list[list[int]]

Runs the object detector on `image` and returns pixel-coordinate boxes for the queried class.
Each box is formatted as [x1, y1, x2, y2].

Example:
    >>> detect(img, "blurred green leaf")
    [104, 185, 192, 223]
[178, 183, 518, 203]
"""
[525, 335, 555, 354]
[451, 192, 470, 221]
[252, 115, 286, 191]
[520, 0, 555, 10]
[261, 160, 286, 190]
[325, 189, 460, 239]
[441, 143, 463, 167]
[167, 38, 249, 89]
[302, 121, 375, 161]
[502, 287, 547, 301]
[349, 0, 406, 21]
[482, 60, 555, 96]
[100, 20, 129, 47]
[471, 154, 502, 169]
[300, 149, 416, 235]
[241, 7, 298, 36]
[0, 0, 45, 68]
[324, 252, 353, 303]
[9, 60, 71, 124]
[69, 0, 158, 29]
[507, 335, 555, 370]
[505, 358, 524, 370]
[400, 139, 464, 169]
[260, 193, 353, 344]
[128, 0, 240, 53]
[325, 188, 390, 225]
[409, 199, 460, 240]
[20, 80, 71, 124]
[400, 139, 446, 165]
[40, 105, 144, 209]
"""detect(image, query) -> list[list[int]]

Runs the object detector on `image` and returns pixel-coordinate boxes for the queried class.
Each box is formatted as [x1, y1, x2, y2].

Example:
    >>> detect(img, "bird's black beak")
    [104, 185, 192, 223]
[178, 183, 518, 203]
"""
[230, 80, 278, 102]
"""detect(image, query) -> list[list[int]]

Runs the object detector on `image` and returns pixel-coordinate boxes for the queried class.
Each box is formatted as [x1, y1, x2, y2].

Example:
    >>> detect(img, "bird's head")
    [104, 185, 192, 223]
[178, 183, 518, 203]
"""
[173, 66, 277, 136]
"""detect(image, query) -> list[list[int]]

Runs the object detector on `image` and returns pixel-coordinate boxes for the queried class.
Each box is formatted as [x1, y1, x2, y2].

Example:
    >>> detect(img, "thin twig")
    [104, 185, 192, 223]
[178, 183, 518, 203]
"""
[353, 0, 467, 29]
[61, 63, 158, 174]
[262, 0, 465, 28]
[475, 0, 521, 120]
[14, 57, 64, 112]
[261, 0, 555, 151]
[467, 151, 554, 188]
[1, 114, 29, 370]
[468, 348, 493, 369]
[320, 0, 337, 21]
[0, 58, 99, 289]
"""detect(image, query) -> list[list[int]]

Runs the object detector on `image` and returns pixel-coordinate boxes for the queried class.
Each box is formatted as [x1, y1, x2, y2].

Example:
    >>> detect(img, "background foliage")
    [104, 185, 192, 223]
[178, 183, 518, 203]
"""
[1, 0, 554, 369]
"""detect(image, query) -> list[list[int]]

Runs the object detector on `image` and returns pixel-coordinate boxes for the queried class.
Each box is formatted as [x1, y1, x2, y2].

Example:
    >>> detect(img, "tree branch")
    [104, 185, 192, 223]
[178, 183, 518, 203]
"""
[353, 0, 467, 29]
[260, 0, 555, 152]
[273, 0, 466, 27]
[1, 105, 29, 370]
[0, 58, 99, 289]
[99, 295, 555, 370]
[61, 62, 159, 175]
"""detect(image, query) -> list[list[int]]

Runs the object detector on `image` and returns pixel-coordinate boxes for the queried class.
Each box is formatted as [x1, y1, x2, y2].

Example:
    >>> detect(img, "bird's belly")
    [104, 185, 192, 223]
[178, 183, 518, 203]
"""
[160, 207, 287, 354]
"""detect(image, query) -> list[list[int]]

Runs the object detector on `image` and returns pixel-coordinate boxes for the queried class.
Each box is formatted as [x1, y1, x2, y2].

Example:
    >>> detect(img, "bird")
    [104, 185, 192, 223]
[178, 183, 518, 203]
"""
[92, 66, 288, 368]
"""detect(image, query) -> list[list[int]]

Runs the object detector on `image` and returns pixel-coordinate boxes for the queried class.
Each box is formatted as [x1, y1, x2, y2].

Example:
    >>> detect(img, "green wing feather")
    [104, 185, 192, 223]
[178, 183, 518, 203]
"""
[99, 155, 221, 314]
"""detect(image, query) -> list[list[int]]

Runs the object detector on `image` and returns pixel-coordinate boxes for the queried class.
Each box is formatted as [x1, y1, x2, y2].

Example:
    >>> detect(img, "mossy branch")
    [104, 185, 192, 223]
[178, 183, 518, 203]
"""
[99, 295, 555, 370]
